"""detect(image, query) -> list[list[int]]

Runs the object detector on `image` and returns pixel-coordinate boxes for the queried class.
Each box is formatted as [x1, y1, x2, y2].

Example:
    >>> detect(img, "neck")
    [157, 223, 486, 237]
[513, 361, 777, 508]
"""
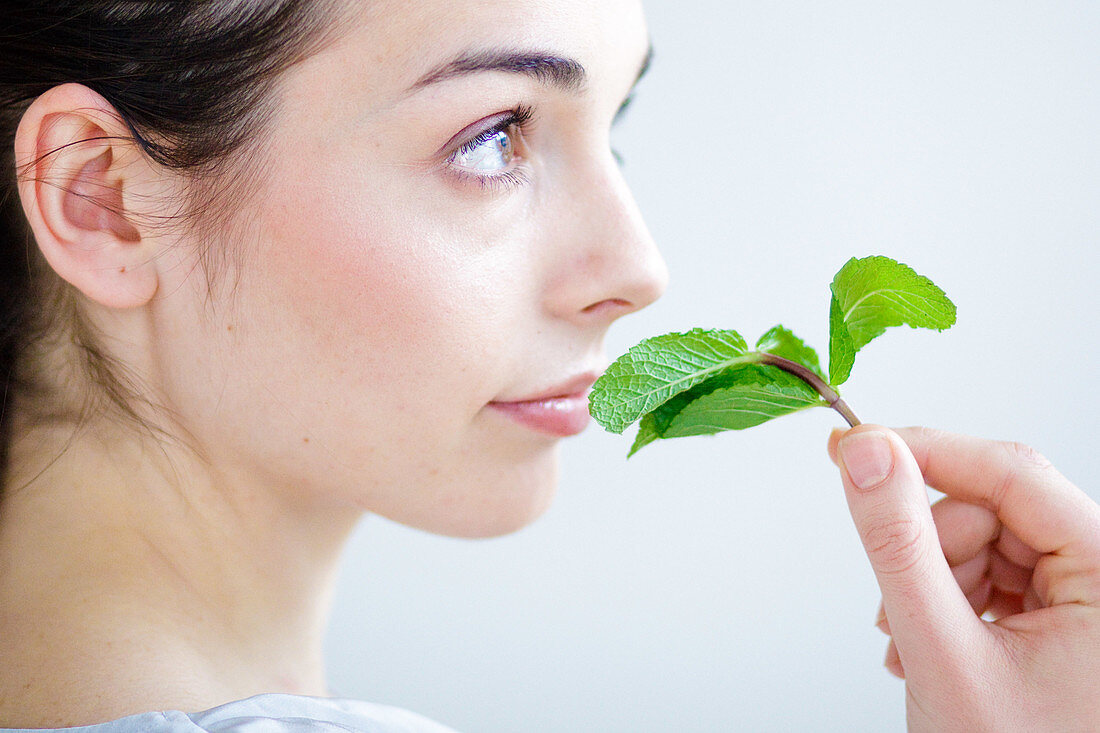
[0, 414, 362, 726]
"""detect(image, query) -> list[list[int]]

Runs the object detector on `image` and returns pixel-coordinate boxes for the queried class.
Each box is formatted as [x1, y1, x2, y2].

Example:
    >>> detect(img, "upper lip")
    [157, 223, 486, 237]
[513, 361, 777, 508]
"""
[491, 372, 600, 404]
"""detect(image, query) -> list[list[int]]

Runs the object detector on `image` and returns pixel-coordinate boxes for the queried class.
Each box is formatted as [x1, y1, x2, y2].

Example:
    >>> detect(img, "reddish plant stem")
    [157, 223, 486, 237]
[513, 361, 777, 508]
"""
[757, 353, 862, 427]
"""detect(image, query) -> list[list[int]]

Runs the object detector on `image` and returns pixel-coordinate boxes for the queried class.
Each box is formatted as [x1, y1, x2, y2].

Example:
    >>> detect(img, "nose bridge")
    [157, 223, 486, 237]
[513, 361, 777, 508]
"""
[546, 156, 668, 321]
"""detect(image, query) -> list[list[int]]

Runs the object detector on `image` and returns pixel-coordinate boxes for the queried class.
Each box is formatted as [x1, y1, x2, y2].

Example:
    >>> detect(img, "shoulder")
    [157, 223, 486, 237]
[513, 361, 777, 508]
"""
[0, 695, 461, 733]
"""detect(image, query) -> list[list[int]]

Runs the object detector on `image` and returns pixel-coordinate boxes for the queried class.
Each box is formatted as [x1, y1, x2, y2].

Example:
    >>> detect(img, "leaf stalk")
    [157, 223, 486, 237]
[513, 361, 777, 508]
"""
[757, 353, 862, 427]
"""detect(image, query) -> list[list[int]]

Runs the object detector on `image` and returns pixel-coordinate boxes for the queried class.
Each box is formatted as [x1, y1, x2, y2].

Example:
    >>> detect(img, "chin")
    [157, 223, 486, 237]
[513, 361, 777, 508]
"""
[351, 436, 564, 539]
[445, 460, 561, 540]
[386, 450, 561, 540]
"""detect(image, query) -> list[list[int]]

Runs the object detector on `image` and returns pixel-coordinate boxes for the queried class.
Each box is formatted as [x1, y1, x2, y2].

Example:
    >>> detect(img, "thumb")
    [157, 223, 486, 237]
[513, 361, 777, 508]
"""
[836, 425, 987, 681]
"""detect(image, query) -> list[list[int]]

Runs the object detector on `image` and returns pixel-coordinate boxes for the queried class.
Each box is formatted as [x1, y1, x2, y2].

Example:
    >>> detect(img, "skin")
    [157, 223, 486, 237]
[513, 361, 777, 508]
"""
[3, 0, 1098, 728]
[2, 0, 664, 725]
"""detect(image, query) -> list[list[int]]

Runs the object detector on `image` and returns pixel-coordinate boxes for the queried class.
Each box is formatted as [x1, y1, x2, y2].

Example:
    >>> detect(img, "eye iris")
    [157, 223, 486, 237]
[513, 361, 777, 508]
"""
[457, 129, 513, 172]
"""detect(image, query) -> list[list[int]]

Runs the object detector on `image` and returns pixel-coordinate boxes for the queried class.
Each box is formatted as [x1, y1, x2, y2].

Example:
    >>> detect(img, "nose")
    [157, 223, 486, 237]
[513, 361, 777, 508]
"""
[543, 157, 669, 326]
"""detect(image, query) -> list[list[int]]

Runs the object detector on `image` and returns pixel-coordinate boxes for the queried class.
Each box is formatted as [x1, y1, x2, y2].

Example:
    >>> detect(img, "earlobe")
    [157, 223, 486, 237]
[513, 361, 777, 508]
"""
[14, 82, 159, 310]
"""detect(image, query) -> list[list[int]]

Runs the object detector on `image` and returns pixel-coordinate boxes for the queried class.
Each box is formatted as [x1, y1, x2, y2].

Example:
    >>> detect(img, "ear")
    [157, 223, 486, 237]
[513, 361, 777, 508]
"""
[14, 82, 161, 309]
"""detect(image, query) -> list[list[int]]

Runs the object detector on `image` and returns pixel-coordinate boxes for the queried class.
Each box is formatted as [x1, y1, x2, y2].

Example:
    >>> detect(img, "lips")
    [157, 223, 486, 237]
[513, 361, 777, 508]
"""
[488, 373, 598, 437]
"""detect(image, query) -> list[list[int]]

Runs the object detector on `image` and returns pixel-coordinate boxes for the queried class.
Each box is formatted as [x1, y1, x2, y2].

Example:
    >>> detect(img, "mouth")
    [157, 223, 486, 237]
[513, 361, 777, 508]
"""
[487, 373, 599, 437]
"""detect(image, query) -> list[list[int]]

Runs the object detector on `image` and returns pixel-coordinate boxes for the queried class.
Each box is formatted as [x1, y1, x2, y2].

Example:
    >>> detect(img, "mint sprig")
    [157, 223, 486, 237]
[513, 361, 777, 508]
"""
[589, 255, 956, 456]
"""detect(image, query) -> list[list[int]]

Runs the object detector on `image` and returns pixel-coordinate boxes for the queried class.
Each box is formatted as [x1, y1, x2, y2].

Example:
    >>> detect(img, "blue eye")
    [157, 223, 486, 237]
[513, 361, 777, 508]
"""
[446, 105, 534, 191]
[452, 128, 515, 173]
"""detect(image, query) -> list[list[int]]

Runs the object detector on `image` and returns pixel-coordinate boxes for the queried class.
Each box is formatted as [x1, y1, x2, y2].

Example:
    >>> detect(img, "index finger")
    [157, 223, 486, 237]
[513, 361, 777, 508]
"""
[891, 427, 1100, 558]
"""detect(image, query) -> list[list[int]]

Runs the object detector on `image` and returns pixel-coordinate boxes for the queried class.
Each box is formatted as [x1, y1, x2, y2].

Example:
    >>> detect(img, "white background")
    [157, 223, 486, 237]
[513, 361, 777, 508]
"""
[325, 2, 1100, 731]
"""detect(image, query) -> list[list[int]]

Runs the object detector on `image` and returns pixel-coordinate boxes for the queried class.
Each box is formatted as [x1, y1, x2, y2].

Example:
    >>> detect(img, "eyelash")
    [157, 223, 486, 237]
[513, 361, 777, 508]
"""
[445, 99, 631, 193]
[447, 104, 535, 193]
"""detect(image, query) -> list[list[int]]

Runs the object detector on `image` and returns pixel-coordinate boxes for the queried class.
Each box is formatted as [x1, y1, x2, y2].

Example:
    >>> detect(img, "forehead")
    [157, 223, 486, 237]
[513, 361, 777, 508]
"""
[310, 0, 649, 103]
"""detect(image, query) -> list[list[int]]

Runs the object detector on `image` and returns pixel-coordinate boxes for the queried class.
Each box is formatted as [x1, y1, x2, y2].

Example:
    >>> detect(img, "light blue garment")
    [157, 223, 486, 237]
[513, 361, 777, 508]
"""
[1, 694, 460, 732]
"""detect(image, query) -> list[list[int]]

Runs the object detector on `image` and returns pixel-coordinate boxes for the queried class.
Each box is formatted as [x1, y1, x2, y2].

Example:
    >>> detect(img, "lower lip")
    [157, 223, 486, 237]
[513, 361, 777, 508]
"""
[488, 393, 592, 437]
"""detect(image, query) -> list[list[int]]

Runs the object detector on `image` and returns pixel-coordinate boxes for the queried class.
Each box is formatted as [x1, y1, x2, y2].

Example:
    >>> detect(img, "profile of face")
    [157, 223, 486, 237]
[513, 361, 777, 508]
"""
[87, 0, 667, 538]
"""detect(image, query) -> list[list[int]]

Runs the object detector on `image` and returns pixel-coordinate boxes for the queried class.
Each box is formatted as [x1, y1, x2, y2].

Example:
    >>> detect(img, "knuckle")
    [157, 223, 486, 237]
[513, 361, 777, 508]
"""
[860, 514, 927, 577]
[902, 425, 955, 474]
[986, 441, 1053, 510]
[999, 440, 1052, 471]
[988, 459, 1019, 512]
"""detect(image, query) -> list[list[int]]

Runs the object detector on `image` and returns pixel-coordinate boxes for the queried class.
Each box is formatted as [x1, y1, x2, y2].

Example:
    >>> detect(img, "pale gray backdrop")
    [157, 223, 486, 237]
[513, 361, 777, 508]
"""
[324, 2, 1100, 731]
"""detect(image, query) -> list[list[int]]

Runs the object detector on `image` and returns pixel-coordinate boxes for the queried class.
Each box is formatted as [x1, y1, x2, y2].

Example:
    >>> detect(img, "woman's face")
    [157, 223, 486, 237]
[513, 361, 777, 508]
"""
[151, 0, 666, 537]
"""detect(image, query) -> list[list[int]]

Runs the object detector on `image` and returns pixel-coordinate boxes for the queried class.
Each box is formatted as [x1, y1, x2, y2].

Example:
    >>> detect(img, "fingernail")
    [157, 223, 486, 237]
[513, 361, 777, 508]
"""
[826, 428, 845, 465]
[884, 640, 905, 679]
[874, 606, 890, 634]
[838, 430, 894, 490]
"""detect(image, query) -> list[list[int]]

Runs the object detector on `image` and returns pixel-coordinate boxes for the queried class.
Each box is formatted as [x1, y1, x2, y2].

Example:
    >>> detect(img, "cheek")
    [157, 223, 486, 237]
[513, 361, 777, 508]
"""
[253, 174, 523, 430]
[190, 162, 558, 537]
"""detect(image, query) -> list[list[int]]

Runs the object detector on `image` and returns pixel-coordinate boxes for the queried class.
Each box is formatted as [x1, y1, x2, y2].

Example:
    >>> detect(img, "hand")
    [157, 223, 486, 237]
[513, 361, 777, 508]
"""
[828, 425, 1100, 732]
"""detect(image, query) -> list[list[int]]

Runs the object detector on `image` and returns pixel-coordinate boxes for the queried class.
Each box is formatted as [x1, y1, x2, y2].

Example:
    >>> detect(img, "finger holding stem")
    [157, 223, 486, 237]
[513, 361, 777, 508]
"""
[833, 425, 991, 689]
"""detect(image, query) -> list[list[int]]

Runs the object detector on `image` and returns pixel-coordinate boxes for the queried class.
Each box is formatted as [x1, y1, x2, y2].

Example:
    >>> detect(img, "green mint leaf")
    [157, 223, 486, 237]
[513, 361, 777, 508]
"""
[627, 413, 661, 457]
[623, 363, 824, 456]
[756, 325, 826, 381]
[659, 365, 823, 440]
[829, 256, 956, 383]
[589, 328, 755, 433]
[591, 255, 955, 456]
[828, 295, 857, 386]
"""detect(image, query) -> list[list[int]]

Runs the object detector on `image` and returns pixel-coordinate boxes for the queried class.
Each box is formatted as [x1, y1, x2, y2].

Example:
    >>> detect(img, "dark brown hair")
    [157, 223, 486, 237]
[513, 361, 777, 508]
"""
[0, 1, 351, 489]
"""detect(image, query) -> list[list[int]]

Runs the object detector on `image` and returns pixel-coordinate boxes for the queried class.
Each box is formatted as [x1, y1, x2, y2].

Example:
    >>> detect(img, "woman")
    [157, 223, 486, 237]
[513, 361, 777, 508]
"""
[0, 1, 1097, 731]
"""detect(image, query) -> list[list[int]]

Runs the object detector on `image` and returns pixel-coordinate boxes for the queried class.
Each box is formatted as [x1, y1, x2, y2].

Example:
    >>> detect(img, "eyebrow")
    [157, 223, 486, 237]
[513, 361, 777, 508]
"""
[407, 41, 654, 97]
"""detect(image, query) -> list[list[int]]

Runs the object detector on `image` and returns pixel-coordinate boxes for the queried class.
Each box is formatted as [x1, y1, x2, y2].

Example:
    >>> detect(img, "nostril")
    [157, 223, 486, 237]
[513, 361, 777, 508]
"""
[581, 298, 633, 317]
